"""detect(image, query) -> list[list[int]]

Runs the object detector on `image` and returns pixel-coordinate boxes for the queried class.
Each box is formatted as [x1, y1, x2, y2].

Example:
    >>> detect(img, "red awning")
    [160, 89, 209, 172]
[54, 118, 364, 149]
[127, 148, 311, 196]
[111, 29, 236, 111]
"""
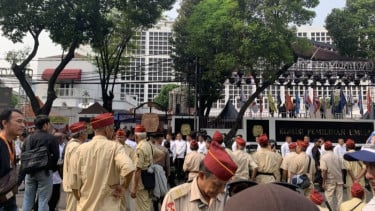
[41, 68, 81, 81]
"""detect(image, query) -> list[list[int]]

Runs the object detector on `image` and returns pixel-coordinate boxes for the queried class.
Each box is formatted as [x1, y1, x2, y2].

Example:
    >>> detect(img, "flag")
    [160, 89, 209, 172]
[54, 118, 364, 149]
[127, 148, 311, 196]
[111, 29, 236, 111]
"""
[313, 90, 321, 114]
[359, 91, 363, 115]
[277, 94, 282, 109]
[367, 88, 372, 115]
[285, 91, 293, 111]
[304, 90, 312, 106]
[337, 89, 347, 113]
[268, 92, 277, 112]
[348, 91, 353, 115]
[295, 93, 300, 114]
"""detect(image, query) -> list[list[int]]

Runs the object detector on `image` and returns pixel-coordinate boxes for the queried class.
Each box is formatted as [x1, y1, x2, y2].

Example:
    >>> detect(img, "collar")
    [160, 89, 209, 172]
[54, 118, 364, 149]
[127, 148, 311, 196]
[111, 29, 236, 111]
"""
[92, 135, 108, 141]
[189, 177, 223, 205]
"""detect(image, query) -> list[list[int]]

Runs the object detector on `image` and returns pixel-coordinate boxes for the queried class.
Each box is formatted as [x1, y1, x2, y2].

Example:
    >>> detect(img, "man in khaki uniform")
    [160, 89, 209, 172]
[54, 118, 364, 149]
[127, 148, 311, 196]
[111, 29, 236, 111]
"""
[344, 139, 366, 199]
[161, 141, 238, 211]
[339, 182, 365, 211]
[310, 189, 329, 211]
[232, 137, 258, 181]
[281, 142, 298, 182]
[290, 140, 316, 196]
[115, 129, 135, 211]
[71, 113, 135, 211]
[252, 134, 280, 184]
[62, 122, 87, 211]
[320, 141, 343, 211]
[183, 140, 205, 181]
[130, 124, 164, 211]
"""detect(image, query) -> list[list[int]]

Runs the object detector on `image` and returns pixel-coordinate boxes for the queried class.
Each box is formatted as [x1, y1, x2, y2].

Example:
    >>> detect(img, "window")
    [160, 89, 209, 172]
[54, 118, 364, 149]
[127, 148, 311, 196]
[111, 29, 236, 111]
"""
[56, 83, 74, 97]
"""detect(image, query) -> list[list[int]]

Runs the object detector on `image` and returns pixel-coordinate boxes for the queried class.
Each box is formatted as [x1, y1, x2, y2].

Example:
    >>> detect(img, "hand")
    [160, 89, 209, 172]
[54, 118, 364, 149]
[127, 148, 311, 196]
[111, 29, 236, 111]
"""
[130, 191, 137, 198]
[110, 184, 124, 199]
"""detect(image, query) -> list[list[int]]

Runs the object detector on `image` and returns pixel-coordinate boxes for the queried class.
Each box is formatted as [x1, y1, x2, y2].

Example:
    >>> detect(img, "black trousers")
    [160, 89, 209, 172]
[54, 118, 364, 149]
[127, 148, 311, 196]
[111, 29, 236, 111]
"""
[175, 158, 185, 180]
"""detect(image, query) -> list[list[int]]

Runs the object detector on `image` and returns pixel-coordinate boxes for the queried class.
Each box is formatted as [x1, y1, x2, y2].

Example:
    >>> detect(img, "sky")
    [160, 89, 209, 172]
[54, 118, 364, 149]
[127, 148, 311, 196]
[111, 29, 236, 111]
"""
[0, 0, 346, 69]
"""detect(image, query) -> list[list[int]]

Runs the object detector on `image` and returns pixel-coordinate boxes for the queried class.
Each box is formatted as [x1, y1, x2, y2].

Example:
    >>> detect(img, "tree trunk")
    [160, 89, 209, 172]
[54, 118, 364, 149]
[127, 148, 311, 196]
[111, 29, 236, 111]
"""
[102, 91, 114, 112]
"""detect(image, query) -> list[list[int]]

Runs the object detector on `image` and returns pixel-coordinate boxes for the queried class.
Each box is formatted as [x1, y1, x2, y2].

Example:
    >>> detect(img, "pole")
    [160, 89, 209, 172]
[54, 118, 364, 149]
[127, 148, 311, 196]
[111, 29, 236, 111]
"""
[194, 57, 198, 131]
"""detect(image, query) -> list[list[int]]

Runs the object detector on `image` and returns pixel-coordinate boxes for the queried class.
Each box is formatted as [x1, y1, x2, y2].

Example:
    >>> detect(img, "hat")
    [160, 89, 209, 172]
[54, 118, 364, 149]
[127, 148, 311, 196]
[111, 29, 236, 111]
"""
[69, 122, 86, 134]
[351, 182, 364, 198]
[190, 140, 198, 149]
[344, 131, 375, 162]
[212, 131, 224, 144]
[324, 141, 333, 150]
[116, 129, 126, 137]
[134, 124, 146, 133]
[310, 189, 324, 205]
[258, 133, 268, 145]
[90, 113, 114, 129]
[297, 140, 309, 149]
[236, 137, 246, 146]
[346, 139, 355, 149]
[224, 184, 318, 211]
[289, 142, 297, 149]
[204, 141, 238, 181]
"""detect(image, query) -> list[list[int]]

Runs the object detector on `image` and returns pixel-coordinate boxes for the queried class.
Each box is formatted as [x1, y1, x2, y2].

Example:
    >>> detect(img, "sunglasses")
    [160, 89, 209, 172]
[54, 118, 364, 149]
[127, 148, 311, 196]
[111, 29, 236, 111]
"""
[223, 180, 301, 205]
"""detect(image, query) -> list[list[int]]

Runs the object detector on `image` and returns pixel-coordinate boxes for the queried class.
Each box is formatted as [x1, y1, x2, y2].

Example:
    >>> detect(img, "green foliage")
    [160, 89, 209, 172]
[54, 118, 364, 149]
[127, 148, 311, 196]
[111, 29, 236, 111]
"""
[325, 0, 375, 62]
[153, 84, 179, 109]
[11, 95, 18, 107]
[172, 0, 318, 117]
[5, 48, 31, 66]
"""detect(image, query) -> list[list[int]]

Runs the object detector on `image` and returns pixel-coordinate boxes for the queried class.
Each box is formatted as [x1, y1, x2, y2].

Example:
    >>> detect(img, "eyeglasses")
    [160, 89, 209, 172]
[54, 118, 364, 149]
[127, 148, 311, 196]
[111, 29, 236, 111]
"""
[223, 180, 301, 205]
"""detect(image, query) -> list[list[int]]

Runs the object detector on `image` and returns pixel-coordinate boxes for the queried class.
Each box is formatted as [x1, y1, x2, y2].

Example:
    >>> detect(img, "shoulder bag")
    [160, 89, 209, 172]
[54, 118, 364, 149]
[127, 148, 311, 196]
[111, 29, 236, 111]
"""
[21, 136, 49, 174]
[0, 135, 18, 203]
[141, 142, 155, 190]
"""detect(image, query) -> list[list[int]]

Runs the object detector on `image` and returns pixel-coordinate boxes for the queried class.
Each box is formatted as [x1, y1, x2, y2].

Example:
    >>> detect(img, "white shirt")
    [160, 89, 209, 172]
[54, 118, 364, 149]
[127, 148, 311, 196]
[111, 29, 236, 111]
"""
[333, 144, 346, 168]
[125, 138, 137, 149]
[363, 196, 375, 211]
[306, 143, 314, 158]
[280, 142, 290, 158]
[198, 141, 207, 154]
[186, 141, 191, 154]
[175, 139, 187, 159]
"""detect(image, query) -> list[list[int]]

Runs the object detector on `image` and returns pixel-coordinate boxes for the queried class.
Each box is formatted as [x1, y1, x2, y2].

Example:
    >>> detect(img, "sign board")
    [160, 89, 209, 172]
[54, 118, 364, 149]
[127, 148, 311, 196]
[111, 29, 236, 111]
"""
[275, 120, 374, 144]
[245, 119, 270, 142]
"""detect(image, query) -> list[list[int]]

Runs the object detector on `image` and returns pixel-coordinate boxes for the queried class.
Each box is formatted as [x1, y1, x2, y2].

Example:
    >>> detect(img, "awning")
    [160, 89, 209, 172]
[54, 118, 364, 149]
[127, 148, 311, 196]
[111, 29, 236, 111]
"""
[41, 68, 81, 81]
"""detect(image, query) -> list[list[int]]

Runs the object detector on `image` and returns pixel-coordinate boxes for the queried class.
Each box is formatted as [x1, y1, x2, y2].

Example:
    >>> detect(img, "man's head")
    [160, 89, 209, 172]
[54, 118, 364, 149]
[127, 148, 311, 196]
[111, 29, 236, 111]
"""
[69, 121, 87, 142]
[303, 135, 310, 143]
[166, 133, 172, 141]
[344, 131, 375, 194]
[296, 140, 308, 153]
[198, 141, 237, 199]
[346, 139, 355, 150]
[116, 129, 126, 145]
[175, 133, 182, 141]
[351, 182, 364, 199]
[134, 124, 147, 143]
[0, 108, 25, 139]
[190, 140, 198, 151]
[288, 142, 297, 152]
[324, 141, 334, 151]
[236, 137, 246, 150]
[91, 113, 115, 140]
[34, 115, 51, 131]
[337, 138, 344, 146]
[212, 131, 224, 144]
[313, 138, 321, 147]
[258, 133, 268, 148]
[54, 132, 65, 145]
[285, 136, 292, 143]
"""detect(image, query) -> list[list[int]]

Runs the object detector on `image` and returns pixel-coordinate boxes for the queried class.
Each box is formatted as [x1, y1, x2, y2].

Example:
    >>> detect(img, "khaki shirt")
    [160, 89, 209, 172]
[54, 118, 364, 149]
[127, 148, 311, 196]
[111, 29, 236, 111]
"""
[63, 138, 81, 192]
[320, 151, 343, 184]
[161, 177, 224, 211]
[289, 152, 316, 182]
[253, 148, 281, 183]
[232, 150, 258, 180]
[280, 151, 298, 182]
[344, 149, 365, 187]
[132, 139, 164, 190]
[183, 151, 205, 181]
[339, 197, 365, 211]
[72, 135, 135, 211]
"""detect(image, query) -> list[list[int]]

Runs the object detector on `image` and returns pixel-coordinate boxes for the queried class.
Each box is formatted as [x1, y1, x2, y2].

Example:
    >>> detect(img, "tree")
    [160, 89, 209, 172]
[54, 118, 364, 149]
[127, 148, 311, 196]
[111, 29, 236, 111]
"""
[93, 1, 175, 112]
[0, 0, 134, 115]
[172, 0, 318, 140]
[325, 0, 375, 62]
[153, 84, 179, 110]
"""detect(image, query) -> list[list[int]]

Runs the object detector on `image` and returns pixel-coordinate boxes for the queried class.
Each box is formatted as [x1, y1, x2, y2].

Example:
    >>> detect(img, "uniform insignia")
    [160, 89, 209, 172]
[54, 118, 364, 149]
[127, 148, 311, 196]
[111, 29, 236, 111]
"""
[170, 183, 190, 200]
[166, 202, 175, 211]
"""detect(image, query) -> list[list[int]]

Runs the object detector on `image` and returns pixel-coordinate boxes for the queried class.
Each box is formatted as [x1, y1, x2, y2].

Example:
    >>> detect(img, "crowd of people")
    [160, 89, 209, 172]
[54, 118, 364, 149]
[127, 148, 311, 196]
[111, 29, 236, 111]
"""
[0, 108, 374, 211]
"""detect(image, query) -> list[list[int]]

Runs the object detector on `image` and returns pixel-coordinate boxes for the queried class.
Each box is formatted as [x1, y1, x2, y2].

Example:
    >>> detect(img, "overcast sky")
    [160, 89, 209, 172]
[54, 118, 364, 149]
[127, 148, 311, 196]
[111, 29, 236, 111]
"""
[0, 0, 346, 68]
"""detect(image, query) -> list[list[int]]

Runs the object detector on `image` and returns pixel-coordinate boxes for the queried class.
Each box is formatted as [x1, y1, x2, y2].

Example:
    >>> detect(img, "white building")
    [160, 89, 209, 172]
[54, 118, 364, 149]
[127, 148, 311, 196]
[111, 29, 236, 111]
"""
[296, 26, 333, 45]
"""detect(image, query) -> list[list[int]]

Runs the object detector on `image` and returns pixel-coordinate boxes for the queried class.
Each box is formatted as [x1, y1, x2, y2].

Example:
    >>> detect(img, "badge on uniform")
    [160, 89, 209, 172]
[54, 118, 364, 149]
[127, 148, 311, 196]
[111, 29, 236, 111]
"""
[166, 202, 175, 211]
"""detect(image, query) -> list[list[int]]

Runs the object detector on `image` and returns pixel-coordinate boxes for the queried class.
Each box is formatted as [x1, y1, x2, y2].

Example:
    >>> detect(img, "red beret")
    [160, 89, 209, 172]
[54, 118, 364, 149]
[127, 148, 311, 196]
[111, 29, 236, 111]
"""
[212, 131, 224, 144]
[346, 139, 355, 149]
[134, 124, 146, 133]
[69, 122, 86, 133]
[310, 189, 324, 205]
[297, 140, 309, 149]
[204, 141, 238, 181]
[116, 129, 126, 136]
[258, 134, 268, 145]
[236, 137, 246, 146]
[351, 182, 364, 198]
[190, 140, 198, 148]
[90, 113, 114, 129]
[289, 142, 297, 149]
[324, 141, 333, 150]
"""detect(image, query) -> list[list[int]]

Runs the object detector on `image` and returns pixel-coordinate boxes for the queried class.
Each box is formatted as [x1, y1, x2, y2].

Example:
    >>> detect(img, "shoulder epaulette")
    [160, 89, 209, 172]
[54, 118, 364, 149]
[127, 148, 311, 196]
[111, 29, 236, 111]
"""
[170, 183, 190, 200]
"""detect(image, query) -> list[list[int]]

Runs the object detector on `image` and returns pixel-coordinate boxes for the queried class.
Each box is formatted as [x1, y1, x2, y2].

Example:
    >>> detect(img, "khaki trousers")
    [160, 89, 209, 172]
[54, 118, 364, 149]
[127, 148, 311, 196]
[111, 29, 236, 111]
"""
[66, 192, 77, 211]
[135, 189, 151, 211]
[324, 183, 343, 211]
